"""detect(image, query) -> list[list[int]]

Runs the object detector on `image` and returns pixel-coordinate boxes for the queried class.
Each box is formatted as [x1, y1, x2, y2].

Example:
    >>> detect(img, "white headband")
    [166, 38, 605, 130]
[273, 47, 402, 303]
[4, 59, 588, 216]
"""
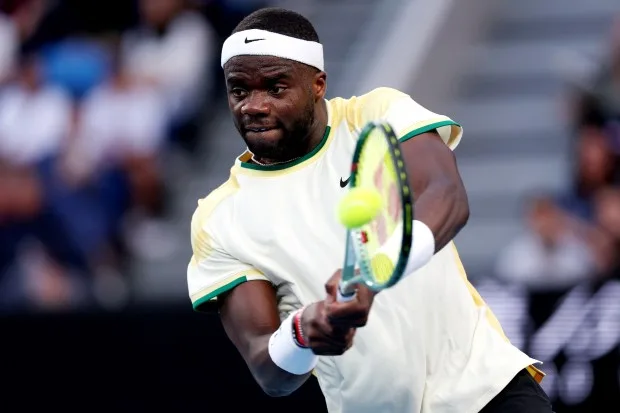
[221, 29, 324, 71]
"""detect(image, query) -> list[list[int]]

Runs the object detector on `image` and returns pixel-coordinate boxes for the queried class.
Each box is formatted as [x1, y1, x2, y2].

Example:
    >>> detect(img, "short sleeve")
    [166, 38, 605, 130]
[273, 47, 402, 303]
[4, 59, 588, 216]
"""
[349, 87, 463, 150]
[187, 189, 269, 312]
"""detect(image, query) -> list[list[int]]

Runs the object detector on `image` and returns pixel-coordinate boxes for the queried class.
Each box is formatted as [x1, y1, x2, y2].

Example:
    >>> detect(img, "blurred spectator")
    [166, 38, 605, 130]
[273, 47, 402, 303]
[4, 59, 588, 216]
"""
[591, 187, 620, 279]
[121, 0, 216, 152]
[0, 52, 71, 165]
[0, 0, 47, 83]
[573, 15, 620, 166]
[557, 124, 617, 221]
[504, 23, 620, 290]
[0, 51, 92, 311]
[61, 38, 175, 262]
[495, 194, 597, 292]
[594, 187, 620, 241]
[0, 0, 221, 312]
[498, 118, 620, 292]
[579, 17, 620, 124]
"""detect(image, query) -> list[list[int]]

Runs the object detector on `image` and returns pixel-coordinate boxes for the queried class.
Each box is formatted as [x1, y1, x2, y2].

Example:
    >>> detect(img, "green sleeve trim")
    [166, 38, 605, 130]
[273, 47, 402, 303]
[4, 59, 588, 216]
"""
[192, 275, 248, 312]
[398, 120, 459, 143]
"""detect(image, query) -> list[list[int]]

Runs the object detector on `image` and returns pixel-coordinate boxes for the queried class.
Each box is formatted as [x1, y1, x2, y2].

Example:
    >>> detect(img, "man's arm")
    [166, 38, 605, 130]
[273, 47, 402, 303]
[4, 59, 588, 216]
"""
[190, 197, 355, 397]
[218, 280, 311, 397]
[401, 130, 470, 251]
[325, 131, 469, 325]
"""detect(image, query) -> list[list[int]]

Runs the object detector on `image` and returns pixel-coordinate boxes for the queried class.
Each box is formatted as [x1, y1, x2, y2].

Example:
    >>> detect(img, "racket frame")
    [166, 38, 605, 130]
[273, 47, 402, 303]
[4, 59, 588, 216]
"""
[339, 121, 414, 299]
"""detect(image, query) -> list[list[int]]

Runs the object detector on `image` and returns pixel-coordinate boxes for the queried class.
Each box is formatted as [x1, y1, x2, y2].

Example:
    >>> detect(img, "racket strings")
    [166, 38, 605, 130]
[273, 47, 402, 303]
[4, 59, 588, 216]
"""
[354, 129, 404, 285]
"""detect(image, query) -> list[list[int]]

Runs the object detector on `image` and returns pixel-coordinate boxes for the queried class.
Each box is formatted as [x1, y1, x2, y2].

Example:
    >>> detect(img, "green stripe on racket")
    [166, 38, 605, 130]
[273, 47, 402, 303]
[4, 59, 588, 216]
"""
[337, 121, 414, 302]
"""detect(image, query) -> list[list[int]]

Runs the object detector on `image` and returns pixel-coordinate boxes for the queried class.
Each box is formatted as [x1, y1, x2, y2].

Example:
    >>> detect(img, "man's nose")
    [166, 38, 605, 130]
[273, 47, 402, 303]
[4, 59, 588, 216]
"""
[241, 91, 270, 116]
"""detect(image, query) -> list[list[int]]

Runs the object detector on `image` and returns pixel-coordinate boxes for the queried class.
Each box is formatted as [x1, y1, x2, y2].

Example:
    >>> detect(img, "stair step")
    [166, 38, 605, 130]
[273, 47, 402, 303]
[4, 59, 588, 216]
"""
[450, 96, 559, 136]
[454, 219, 522, 266]
[467, 38, 604, 79]
[498, 0, 620, 22]
[467, 193, 527, 221]
[490, 14, 614, 43]
[458, 156, 568, 196]
[458, 73, 565, 100]
[455, 128, 570, 159]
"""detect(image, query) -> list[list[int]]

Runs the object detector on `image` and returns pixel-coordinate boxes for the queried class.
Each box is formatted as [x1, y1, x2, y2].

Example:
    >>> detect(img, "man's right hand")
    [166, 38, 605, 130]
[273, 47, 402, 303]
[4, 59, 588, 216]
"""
[300, 301, 356, 356]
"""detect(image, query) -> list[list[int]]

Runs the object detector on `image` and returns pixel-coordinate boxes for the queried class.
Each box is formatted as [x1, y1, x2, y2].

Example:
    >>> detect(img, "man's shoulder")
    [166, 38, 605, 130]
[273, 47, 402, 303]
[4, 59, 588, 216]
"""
[328, 87, 410, 107]
[192, 174, 240, 227]
[327, 87, 412, 131]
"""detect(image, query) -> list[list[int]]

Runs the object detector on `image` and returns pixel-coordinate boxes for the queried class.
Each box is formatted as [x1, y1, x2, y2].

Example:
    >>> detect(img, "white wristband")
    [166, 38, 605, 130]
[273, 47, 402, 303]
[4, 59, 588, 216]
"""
[404, 220, 435, 274]
[268, 310, 318, 375]
[377, 219, 436, 276]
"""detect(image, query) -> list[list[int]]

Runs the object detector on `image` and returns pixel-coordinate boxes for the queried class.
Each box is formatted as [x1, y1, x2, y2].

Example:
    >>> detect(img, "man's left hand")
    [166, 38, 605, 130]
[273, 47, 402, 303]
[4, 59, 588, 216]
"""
[324, 269, 376, 328]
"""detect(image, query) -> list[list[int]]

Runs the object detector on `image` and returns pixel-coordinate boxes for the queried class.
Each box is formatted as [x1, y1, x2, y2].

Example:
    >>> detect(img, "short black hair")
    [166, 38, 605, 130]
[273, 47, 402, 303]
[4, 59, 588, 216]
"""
[232, 7, 320, 42]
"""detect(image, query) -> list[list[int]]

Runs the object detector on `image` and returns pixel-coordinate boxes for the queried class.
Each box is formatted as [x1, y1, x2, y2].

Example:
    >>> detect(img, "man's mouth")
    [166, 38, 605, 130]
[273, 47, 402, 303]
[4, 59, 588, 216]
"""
[245, 126, 276, 133]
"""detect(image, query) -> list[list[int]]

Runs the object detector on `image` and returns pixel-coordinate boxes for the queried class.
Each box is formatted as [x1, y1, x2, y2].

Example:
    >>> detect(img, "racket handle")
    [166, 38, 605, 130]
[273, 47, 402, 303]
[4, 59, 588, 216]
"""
[337, 284, 356, 302]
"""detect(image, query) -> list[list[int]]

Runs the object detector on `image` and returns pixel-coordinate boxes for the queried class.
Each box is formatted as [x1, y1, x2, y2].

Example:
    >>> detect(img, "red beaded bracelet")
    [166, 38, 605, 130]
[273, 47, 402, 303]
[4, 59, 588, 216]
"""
[292, 308, 309, 348]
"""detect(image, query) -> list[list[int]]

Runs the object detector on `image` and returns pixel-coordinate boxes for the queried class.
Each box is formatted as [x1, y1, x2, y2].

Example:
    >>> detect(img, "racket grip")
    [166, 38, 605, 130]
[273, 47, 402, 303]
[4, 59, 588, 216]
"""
[337, 285, 356, 302]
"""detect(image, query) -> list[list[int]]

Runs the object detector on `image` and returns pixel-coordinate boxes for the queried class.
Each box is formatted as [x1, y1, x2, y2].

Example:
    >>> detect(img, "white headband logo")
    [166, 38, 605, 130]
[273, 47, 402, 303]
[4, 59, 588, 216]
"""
[221, 29, 324, 71]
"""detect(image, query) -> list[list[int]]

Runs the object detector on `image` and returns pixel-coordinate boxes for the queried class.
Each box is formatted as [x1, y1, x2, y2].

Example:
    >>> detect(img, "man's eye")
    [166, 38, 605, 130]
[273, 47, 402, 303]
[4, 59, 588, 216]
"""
[270, 86, 286, 95]
[231, 88, 247, 97]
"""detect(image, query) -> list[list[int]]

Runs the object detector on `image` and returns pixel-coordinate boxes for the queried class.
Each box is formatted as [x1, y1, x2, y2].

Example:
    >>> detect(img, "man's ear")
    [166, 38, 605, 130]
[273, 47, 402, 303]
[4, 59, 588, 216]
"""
[313, 71, 327, 102]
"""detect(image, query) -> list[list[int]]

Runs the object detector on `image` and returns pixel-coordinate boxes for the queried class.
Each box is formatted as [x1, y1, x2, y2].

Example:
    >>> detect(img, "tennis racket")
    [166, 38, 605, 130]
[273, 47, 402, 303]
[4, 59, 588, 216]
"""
[337, 121, 414, 302]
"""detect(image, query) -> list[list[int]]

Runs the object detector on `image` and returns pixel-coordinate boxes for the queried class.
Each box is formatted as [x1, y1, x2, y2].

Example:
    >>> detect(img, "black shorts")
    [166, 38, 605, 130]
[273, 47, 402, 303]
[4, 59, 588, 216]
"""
[480, 369, 555, 413]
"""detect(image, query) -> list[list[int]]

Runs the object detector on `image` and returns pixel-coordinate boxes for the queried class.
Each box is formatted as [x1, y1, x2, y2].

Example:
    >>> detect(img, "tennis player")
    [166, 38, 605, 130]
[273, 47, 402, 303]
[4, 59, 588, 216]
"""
[187, 7, 554, 413]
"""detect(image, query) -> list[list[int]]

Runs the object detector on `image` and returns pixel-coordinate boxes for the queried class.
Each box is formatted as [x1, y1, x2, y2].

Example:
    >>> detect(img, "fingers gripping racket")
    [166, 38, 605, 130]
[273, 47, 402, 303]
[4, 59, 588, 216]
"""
[336, 121, 414, 302]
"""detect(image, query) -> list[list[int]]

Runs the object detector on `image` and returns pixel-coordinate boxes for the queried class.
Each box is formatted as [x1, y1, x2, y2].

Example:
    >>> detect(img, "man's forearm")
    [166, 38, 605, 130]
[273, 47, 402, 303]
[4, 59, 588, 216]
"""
[218, 283, 315, 398]
[248, 335, 312, 397]
[400, 131, 470, 253]
[413, 178, 469, 252]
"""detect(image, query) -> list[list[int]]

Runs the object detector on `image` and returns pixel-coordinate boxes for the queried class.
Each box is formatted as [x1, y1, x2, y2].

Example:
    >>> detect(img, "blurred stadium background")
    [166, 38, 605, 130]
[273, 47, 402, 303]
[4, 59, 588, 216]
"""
[2, 0, 620, 411]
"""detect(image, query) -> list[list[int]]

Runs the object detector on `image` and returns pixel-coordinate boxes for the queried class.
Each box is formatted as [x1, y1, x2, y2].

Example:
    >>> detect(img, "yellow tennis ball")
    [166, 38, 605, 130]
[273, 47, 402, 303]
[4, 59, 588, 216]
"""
[337, 187, 382, 229]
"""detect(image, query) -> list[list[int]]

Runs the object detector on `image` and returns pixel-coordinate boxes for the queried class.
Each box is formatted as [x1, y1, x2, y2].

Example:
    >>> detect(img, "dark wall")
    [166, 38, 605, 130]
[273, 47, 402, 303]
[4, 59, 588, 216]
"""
[2, 304, 327, 412]
[3, 287, 619, 413]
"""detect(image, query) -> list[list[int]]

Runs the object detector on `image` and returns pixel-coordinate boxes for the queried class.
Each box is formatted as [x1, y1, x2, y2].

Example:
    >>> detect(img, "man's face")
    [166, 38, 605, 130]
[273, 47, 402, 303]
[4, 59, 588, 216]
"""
[224, 55, 326, 162]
